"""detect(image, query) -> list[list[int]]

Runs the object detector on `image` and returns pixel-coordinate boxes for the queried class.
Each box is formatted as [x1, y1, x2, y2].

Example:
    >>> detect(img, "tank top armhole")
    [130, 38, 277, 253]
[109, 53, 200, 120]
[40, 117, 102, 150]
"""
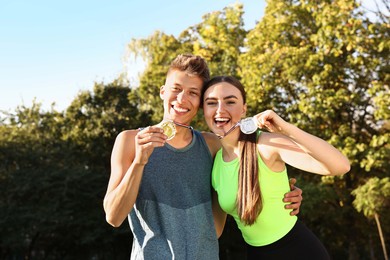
[256, 129, 262, 142]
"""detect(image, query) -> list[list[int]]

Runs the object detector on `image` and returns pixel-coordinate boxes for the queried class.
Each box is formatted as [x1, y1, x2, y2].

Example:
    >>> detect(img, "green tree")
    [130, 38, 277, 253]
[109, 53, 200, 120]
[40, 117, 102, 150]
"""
[352, 177, 390, 260]
[0, 81, 150, 259]
[188, 2, 246, 77]
[238, 0, 389, 258]
[0, 103, 76, 259]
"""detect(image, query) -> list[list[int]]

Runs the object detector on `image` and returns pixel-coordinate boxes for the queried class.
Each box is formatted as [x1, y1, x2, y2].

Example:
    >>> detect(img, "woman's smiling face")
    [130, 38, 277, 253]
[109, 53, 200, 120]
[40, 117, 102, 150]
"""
[203, 81, 246, 137]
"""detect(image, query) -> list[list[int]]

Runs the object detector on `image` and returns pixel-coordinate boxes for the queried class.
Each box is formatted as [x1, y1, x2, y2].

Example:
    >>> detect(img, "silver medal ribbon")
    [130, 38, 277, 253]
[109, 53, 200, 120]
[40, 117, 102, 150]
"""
[218, 117, 258, 139]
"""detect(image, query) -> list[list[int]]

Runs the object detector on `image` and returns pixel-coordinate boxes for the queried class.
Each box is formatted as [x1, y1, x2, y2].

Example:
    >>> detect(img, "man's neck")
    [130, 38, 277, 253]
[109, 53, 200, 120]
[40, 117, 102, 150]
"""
[166, 127, 193, 149]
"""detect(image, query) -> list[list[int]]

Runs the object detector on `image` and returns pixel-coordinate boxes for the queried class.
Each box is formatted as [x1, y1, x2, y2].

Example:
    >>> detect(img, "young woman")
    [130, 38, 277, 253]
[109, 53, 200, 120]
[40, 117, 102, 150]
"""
[202, 76, 350, 259]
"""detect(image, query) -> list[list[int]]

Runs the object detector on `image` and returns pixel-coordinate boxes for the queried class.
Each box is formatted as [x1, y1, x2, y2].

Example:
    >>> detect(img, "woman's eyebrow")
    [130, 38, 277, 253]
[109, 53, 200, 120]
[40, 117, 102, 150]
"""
[204, 97, 217, 101]
[204, 95, 238, 101]
[223, 95, 238, 100]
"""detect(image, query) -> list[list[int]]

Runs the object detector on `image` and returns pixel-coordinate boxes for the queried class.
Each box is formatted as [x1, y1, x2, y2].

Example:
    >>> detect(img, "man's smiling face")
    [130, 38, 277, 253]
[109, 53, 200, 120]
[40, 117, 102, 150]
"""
[160, 69, 203, 125]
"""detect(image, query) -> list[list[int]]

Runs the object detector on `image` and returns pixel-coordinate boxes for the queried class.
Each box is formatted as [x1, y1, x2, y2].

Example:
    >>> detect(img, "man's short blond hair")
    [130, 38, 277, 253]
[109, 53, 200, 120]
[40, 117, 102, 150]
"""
[168, 54, 210, 83]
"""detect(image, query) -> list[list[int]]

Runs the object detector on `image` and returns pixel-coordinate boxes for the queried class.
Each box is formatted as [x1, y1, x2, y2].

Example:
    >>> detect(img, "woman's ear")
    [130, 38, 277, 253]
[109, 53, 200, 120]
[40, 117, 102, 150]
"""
[160, 85, 165, 99]
[242, 104, 247, 117]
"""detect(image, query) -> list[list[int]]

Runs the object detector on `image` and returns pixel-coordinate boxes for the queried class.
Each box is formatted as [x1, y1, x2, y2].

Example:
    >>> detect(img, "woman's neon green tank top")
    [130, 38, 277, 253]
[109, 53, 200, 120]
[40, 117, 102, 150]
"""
[212, 146, 297, 246]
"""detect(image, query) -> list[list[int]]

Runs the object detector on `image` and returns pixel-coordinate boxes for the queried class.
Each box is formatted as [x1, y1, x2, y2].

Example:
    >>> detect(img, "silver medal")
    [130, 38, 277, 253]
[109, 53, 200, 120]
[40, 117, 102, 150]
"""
[240, 117, 258, 134]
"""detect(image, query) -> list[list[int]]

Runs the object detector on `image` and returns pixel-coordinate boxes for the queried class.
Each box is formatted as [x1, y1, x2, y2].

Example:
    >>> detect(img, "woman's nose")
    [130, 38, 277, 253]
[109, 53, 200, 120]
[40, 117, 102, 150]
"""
[216, 103, 225, 113]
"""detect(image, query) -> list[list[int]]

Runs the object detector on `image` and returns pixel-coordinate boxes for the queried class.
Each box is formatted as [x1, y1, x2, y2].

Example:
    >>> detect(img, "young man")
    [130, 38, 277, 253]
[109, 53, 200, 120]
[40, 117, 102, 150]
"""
[103, 54, 302, 259]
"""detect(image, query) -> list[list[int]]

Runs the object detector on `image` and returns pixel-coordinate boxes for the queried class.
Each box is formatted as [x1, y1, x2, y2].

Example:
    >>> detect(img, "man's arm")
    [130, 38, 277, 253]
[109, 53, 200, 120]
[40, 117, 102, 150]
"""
[212, 190, 227, 238]
[103, 127, 166, 227]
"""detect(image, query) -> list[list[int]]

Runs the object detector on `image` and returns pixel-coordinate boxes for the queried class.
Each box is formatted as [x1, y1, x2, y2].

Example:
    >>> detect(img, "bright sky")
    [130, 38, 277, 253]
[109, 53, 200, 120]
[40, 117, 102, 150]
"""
[0, 0, 266, 112]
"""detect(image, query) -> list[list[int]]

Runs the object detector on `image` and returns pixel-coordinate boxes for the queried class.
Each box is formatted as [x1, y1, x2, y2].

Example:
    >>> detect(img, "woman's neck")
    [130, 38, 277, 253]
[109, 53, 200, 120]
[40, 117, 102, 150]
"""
[220, 130, 240, 162]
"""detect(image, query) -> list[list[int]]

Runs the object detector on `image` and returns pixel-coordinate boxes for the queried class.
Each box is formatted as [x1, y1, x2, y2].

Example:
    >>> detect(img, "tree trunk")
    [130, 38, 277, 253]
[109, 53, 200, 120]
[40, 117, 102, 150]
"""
[374, 213, 388, 260]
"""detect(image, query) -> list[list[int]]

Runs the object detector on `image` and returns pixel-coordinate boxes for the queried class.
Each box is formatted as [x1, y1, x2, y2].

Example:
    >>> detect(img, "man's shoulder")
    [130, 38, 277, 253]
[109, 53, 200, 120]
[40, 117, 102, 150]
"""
[114, 129, 138, 147]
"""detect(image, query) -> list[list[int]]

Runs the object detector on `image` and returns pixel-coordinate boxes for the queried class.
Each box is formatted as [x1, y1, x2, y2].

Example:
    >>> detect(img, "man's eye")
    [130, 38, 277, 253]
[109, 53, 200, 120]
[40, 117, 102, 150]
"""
[205, 102, 217, 106]
[190, 91, 199, 96]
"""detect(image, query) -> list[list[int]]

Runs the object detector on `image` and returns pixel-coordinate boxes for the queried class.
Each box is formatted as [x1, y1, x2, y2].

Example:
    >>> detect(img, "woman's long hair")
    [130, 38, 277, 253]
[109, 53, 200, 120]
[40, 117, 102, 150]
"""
[237, 131, 262, 225]
[203, 76, 262, 225]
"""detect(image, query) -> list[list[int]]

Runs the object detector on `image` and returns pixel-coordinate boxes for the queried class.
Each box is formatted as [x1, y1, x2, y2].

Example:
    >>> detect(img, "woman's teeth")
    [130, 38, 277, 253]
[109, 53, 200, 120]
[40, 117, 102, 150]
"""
[215, 118, 230, 127]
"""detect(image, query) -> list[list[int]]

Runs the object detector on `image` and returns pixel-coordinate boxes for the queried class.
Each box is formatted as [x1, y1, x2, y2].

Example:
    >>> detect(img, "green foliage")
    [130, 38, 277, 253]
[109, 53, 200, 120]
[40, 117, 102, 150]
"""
[0, 82, 148, 259]
[352, 177, 390, 260]
[237, 0, 389, 257]
[352, 177, 390, 218]
[188, 3, 246, 77]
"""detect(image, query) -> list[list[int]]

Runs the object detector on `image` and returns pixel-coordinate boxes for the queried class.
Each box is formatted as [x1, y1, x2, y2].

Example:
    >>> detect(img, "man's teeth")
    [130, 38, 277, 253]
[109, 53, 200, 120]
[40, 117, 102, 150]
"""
[174, 107, 188, 112]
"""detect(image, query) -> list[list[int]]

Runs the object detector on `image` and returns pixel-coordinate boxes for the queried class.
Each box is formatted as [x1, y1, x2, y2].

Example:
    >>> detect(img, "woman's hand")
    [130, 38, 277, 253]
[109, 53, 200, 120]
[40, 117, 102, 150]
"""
[254, 110, 287, 134]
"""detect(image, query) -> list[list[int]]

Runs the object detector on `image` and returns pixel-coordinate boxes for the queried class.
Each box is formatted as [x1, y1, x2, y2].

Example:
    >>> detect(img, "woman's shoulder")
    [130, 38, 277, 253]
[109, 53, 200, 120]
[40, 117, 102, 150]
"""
[201, 131, 221, 157]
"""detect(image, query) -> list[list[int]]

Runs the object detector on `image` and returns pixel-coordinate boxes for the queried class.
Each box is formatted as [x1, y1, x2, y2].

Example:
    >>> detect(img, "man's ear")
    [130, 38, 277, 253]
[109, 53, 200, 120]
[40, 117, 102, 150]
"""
[160, 85, 165, 99]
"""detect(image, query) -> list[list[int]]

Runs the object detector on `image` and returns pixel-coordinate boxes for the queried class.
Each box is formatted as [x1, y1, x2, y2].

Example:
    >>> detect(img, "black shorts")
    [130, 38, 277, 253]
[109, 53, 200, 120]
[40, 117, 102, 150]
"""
[246, 220, 331, 260]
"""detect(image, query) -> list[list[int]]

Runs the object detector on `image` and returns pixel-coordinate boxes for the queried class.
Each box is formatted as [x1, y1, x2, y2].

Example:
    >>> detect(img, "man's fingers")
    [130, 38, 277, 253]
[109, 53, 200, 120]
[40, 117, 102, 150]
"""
[284, 196, 303, 204]
[284, 188, 302, 199]
[289, 177, 297, 186]
[137, 127, 167, 144]
[289, 208, 300, 216]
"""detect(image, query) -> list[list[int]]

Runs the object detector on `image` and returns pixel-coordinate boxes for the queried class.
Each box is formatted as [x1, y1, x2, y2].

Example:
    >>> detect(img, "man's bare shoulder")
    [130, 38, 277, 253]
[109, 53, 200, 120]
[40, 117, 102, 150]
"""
[116, 129, 138, 140]
[113, 129, 139, 149]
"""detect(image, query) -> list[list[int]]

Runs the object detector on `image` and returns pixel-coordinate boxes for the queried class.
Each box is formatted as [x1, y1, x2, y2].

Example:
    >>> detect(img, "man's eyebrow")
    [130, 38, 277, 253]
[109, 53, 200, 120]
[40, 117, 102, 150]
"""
[189, 87, 201, 92]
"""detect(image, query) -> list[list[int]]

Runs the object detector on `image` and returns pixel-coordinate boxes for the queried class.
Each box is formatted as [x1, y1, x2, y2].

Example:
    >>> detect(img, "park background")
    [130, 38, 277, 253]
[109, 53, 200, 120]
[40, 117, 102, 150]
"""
[0, 0, 389, 259]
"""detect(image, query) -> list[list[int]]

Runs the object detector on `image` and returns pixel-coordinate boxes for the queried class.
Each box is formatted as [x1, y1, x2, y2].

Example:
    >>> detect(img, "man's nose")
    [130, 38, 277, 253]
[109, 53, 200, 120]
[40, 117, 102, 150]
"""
[177, 91, 188, 103]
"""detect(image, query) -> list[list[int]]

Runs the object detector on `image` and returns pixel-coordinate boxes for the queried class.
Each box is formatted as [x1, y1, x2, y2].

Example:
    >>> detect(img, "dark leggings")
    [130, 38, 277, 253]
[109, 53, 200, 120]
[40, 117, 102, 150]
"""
[246, 220, 331, 260]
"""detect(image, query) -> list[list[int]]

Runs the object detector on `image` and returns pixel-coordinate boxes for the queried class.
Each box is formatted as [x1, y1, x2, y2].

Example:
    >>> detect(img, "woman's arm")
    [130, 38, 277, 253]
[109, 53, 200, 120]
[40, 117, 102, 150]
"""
[256, 110, 350, 176]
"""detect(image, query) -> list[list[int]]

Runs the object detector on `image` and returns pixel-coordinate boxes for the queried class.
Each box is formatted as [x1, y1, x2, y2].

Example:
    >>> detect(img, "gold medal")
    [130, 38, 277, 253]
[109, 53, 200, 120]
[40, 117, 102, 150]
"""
[157, 121, 176, 140]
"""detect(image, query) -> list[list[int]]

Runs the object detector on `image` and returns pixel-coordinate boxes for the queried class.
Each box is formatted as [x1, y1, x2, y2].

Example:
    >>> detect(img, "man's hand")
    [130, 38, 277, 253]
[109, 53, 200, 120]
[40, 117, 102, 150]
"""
[134, 126, 166, 165]
[283, 178, 303, 216]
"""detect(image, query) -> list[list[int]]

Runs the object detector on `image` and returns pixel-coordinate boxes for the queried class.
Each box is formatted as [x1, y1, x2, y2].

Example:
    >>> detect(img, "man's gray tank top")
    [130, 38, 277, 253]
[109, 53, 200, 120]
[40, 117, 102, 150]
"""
[128, 130, 219, 259]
